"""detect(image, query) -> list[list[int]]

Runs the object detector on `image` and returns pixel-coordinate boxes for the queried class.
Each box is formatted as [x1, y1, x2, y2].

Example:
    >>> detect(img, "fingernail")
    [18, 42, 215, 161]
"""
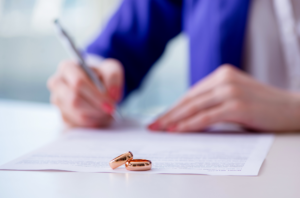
[101, 103, 114, 114]
[148, 122, 160, 131]
[109, 86, 120, 101]
[167, 124, 177, 132]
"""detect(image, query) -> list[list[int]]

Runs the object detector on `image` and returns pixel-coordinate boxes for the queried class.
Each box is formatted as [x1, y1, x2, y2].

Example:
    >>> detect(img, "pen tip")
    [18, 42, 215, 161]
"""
[54, 19, 59, 24]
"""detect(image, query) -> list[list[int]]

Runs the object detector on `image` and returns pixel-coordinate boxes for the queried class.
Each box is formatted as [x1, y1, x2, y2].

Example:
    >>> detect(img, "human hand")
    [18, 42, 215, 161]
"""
[47, 58, 124, 128]
[149, 65, 300, 132]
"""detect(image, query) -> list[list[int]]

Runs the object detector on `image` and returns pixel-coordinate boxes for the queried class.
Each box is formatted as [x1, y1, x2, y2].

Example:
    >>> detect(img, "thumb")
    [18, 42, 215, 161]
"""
[94, 58, 124, 102]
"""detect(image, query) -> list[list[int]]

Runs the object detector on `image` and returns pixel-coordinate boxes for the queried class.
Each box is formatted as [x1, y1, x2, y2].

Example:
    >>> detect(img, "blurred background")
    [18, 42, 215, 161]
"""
[0, 0, 189, 116]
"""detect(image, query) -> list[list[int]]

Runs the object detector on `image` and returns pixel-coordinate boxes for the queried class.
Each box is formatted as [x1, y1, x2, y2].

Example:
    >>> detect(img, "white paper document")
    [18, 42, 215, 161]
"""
[0, 125, 274, 176]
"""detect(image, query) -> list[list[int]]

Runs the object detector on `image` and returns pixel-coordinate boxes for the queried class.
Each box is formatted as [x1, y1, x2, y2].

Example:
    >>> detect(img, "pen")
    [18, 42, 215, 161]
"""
[53, 19, 121, 119]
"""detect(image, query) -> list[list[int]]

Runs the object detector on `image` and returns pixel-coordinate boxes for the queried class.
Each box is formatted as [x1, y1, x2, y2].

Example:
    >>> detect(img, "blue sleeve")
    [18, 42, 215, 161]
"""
[86, 0, 182, 99]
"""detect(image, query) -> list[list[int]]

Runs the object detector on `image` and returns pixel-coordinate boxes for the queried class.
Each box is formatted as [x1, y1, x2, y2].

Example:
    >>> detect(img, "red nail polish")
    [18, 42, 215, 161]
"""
[101, 103, 114, 114]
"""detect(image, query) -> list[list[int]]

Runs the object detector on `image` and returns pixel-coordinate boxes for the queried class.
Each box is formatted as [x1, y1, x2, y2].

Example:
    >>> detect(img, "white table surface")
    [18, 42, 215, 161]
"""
[0, 100, 300, 198]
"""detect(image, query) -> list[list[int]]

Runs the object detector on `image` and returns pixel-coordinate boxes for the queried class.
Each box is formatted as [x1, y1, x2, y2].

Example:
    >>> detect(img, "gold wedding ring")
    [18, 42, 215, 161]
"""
[109, 152, 152, 171]
[109, 151, 133, 169]
[125, 159, 152, 171]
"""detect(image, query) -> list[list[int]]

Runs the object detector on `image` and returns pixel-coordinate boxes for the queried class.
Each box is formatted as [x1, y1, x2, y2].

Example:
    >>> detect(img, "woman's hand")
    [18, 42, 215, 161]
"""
[149, 64, 300, 132]
[47, 58, 124, 128]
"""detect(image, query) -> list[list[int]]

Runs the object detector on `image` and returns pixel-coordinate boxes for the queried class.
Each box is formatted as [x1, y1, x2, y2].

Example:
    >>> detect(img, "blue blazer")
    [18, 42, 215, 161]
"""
[86, 0, 250, 99]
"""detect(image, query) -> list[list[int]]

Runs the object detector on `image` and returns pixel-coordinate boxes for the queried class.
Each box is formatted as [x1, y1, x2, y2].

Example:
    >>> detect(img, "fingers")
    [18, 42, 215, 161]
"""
[94, 58, 124, 102]
[148, 64, 248, 132]
[59, 60, 115, 114]
[170, 104, 228, 132]
[183, 64, 241, 101]
[148, 76, 221, 131]
[166, 100, 247, 133]
[50, 77, 111, 127]
[48, 60, 115, 128]
[151, 89, 221, 131]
